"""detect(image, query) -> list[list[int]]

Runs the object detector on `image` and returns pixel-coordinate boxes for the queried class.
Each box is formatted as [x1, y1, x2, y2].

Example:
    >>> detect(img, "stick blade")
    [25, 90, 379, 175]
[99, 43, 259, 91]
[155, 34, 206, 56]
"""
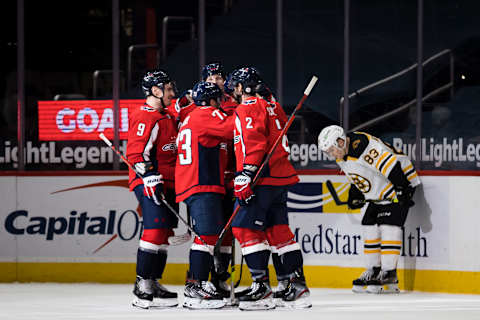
[325, 180, 347, 206]
[168, 232, 191, 245]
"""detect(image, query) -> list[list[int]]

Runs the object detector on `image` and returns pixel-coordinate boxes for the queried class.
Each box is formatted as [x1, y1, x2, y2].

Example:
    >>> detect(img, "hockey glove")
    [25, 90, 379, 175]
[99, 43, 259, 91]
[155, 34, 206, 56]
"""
[234, 165, 257, 206]
[134, 161, 154, 176]
[395, 184, 415, 208]
[347, 184, 365, 210]
[143, 173, 165, 206]
[174, 89, 193, 113]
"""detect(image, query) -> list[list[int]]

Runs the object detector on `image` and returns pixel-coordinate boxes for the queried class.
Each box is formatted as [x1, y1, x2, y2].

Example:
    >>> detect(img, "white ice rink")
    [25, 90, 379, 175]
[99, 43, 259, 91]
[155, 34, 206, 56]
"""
[1, 283, 480, 320]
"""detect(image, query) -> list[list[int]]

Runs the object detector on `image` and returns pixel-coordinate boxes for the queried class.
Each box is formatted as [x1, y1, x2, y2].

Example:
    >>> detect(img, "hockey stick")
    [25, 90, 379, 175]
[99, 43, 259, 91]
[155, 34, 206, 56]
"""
[99, 133, 207, 248]
[325, 180, 394, 206]
[213, 75, 319, 272]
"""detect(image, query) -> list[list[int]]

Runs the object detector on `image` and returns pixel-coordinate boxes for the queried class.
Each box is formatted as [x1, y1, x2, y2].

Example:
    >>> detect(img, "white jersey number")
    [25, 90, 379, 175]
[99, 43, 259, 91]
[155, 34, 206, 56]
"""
[178, 129, 192, 165]
[137, 123, 146, 136]
[245, 117, 253, 129]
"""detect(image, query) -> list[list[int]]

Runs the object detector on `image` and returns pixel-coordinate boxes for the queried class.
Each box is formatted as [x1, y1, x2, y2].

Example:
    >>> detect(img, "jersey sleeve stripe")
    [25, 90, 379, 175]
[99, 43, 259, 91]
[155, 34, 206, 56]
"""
[405, 168, 416, 177]
[402, 164, 413, 173]
[379, 183, 393, 200]
[142, 121, 159, 162]
[376, 152, 389, 169]
[408, 172, 419, 181]
[378, 154, 393, 172]
[234, 115, 246, 162]
[364, 238, 381, 244]
[364, 249, 381, 254]
[383, 186, 395, 200]
[381, 155, 397, 175]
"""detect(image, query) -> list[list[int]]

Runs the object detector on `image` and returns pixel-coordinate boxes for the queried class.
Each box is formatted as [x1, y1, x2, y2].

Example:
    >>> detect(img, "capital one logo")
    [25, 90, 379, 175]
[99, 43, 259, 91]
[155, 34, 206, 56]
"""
[3, 179, 142, 254]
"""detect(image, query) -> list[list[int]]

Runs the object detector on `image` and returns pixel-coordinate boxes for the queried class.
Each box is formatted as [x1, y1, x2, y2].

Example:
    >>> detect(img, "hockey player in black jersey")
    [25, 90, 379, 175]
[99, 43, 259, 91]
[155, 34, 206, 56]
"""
[318, 125, 420, 293]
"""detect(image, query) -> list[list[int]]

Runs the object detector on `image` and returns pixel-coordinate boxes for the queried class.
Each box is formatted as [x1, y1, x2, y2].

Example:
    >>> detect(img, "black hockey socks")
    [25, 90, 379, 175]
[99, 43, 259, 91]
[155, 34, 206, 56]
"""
[151, 250, 168, 280]
[136, 248, 155, 279]
[244, 250, 270, 281]
[278, 250, 304, 278]
[189, 250, 212, 281]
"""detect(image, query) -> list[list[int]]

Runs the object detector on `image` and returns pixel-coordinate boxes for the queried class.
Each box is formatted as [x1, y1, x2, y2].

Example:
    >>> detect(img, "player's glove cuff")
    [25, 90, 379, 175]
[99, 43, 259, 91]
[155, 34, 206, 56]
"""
[234, 170, 255, 206]
[395, 184, 415, 208]
[175, 89, 193, 113]
[347, 184, 365, 210]
[143, 173, 164, 206]
[134, 161, 154, 177]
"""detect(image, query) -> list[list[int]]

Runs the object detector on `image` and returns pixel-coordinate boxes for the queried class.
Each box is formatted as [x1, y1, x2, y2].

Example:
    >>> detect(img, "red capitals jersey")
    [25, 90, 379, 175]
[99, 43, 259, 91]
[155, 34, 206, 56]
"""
[234, 96, 299, 186]
[175, 106, 234, 202]
[221, 94, 238, 116]
[126, 104, 178, 191]
[220, 94, 238, 189]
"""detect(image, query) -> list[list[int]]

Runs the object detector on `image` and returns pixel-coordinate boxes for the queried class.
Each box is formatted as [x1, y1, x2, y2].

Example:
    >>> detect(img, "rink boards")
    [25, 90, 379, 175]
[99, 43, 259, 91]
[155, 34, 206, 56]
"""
[0, 172, 479, 294]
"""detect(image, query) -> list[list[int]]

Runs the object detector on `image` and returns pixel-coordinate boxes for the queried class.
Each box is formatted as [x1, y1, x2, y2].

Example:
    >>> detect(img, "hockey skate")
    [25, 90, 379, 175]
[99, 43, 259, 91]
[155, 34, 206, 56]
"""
[238, 280, 276, 311]
[272, 279, 289, 307]
[132, 276, 178, 309]
[281, 271, 312, 309]
[366, 269, 400, 294]
[352, 266, 381, 293]
[210, 270, 231, 299]
[150, 280, 179, 308]
[183, 280, 227, 309]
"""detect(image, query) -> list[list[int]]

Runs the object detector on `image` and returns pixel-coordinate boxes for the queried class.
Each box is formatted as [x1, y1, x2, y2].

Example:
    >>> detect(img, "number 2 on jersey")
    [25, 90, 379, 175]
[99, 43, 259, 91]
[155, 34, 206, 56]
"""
[178, 129, 192, 165]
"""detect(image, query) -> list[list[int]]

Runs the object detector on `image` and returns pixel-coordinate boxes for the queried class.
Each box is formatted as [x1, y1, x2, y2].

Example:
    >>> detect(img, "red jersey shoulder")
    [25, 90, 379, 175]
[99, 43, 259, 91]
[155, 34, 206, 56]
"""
[130, 105, 164, 122]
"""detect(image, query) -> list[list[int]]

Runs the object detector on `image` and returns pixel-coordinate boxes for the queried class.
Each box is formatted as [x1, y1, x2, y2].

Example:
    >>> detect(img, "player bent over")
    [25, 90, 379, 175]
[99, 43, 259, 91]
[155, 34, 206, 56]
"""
[175, 81, 235, 309]
[230, 68, 312, 310]
[126, 70, 179, 308]
[318, 125, 420, 293]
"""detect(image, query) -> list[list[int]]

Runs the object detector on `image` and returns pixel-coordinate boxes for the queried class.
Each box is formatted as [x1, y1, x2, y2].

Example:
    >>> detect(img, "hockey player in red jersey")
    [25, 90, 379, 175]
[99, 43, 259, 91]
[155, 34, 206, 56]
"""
[126, 69, 179, 309]
[202, 63, 238, 297]
[175, 81, 235, 309]
[229, 68, 312, 310]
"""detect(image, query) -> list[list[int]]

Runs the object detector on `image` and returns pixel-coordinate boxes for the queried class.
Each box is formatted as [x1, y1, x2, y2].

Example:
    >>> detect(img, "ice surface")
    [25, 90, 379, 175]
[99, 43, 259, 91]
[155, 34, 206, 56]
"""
[1, 283, 480, 320]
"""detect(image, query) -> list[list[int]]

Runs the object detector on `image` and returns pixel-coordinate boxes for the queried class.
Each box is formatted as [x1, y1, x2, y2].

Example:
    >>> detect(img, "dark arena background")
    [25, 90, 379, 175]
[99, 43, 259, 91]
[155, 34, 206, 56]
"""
[1, 1, 480, 319]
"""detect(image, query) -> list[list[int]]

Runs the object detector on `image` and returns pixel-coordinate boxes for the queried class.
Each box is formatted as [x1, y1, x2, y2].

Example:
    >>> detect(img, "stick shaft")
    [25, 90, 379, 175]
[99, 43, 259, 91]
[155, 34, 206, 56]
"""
[99, 133, 210, 250]
[213, 76, 318, 264]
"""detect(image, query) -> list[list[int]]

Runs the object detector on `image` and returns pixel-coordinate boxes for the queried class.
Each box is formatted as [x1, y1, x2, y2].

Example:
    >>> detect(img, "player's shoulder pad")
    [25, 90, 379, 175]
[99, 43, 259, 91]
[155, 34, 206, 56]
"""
[140, 105, 157, 113]
[347, 132, 370, 158]
[241, 98, 258, 106]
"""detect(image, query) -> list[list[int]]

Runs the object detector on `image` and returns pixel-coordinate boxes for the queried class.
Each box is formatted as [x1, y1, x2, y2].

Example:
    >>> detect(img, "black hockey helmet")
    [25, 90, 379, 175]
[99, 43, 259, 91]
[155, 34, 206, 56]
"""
[192, 81, 223, 106]
[201, 62, 225, 81]
[224, 72, 235, 95]
[226, 67, 263, 95]
[142, 69, 171, 97]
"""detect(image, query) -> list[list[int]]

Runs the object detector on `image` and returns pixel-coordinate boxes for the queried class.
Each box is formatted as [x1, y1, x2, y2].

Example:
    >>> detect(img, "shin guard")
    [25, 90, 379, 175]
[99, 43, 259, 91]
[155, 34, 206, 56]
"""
[380, 224, 402, 271]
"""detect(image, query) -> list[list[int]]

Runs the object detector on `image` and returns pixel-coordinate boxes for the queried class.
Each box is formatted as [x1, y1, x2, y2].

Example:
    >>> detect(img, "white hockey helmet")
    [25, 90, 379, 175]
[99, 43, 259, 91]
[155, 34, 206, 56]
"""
[318, 125, 346, 152]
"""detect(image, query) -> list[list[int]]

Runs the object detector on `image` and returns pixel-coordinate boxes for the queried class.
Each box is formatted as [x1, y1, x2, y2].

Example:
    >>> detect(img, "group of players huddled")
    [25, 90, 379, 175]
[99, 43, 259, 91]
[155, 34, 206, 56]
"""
[126, 64, 311, 310]
[125, 62, 420, 311]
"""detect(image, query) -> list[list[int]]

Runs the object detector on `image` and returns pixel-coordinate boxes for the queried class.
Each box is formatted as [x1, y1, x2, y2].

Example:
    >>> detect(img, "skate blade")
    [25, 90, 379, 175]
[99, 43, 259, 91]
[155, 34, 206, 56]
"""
[183, 297, 226, 309]
[274, 298, 286, 308]
[239, 298, 276, 311]
[366, 283, 400, 294]
[380, 283, 400, 294]
[132, 297, 151, 309]
[352, 285, 368, 293]
[150, 298, 178, 308]
[223, 297, 239, 307]
[282, 295, 312, 309]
